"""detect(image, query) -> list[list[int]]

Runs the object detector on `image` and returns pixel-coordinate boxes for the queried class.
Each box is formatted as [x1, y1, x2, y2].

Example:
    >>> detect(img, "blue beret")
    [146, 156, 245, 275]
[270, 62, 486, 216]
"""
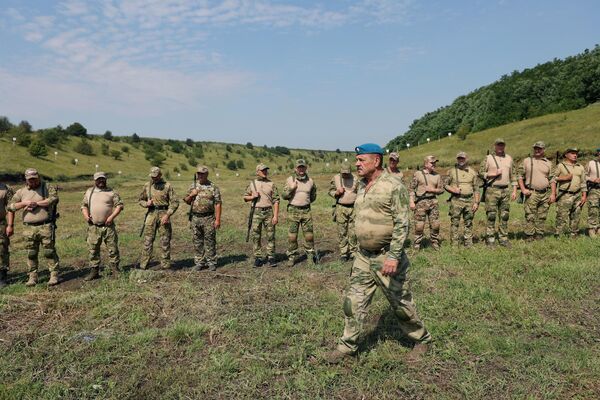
[355, 143, 384, 155]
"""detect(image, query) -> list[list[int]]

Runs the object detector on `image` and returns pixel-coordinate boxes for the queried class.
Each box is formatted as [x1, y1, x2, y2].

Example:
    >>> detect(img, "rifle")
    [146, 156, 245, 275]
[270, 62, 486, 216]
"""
[45, 183, 60, 243]
[518, 153, 531, 204]
[188, 173, 196, 222]
[245, 180, 258, 242]
[480, 150, 499, 203]
[139, 182, 152, 237]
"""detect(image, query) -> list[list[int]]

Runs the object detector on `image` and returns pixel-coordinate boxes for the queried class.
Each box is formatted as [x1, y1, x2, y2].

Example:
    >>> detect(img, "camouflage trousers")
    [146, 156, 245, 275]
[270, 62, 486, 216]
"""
[555, 191, 583, 236]
[484, 187, 511, 244]
[413, 198, 440, 247]
[140, 211, 172, 269]
[523, 190, 550, 237]
[23, 223, 59, 273]
[87, 224, 120, 269]
[337, 249, 431, 355]
[251, 207, 276, 259]
[334, 205, 357, 257]
[587, 188, 600, 230]
[286, 206, 315, 259]
[191, 214, 217, 267]
[449, 196, 475, 246]
[0, 220, 9, 272]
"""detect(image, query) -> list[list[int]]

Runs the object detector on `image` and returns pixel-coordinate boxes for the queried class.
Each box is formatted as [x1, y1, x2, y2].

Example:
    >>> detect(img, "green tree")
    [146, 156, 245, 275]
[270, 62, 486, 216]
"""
[103, 130, 114, 141]
[456, 124, 471, 140]
[28, 140, 48, 158]
[101, 143, 110, 156]
[246, 142, 254, 149]
[110, 150, 122, 160]
[226, 160, 238, 170]
[0, 116, 12, 132]
[66, 122, 87, 137]
[74, 138, 95, 155]
[19, 120, 32, 133]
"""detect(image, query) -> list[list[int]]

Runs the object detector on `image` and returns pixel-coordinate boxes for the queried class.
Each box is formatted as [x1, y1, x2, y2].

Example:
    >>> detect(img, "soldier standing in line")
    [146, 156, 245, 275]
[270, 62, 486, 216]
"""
[479, 138, 518, 247]
[325, 143, 431, 364]
[81, 172, 124, 280]
[282, 159, 318, 267]
[184, 166, 221, 271]
[444, 152, 480, 247]
[138, 167, 179, 270]
[551, 148, 587, 237]
[584, 148, 600, 238]
[8, 168, 61, 286]
[517, 141, 555, 241]
[243, 163, 279, 268]
[409, 155, 444, 250]
[328, 163, 358, 262]
[0, 180, 15, 288]
[386, 152, 404, 181]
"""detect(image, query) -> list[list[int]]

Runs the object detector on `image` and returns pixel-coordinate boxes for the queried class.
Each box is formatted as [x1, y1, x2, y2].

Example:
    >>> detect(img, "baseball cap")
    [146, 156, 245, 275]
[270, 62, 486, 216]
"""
[24, 168, 39, 179]
[93, 172, 107, 180]
[564, 147, 579, 154]
[340, 163, 351, 174]
[456, 151, 468, 159]
[295, 159, 307, 167]
[494, 138, 506, 145]
[149, 166, 162, 178]
[424, 155, 438, 163]
[256, 163, 269, 172]
[389, 152, 399, 160]
[355, 143, 384, 155]
[533, 141, 546, 149]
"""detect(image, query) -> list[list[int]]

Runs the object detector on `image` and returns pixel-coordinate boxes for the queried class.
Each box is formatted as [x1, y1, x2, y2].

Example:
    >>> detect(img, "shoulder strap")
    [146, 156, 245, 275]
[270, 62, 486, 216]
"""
[455, 167, 459, 186]
[334, 174, 342, 190]
[421, 170, 428, 186]
[528, 157, 534, 187]
[251, 179, 258, 192]
[595, 160, 599, 178]
[87, 187, 95, 213]
[491, 154, 500, 170]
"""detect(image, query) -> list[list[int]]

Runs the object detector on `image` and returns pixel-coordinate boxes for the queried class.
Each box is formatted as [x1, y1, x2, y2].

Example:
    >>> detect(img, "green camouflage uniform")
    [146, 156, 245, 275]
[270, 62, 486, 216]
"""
[8, 182, 60, 273]
[480, 153, 517, 244]
[282, 174, 317, 261]
[445, 166, 479, 246]
[337, 170, 431, 355]
[245, 178, 279, 259]
[187, 181, 221, 268]
[328, 174, 358, 258]
[554, 162, 587, 236]
[409, 170, 443, 248]
[585, 159, 600, 232]
[138, 180, 179, 269]
[81, 187, 123, 271]
[518, 157, 554, 238]
[0, 183, 15, 272]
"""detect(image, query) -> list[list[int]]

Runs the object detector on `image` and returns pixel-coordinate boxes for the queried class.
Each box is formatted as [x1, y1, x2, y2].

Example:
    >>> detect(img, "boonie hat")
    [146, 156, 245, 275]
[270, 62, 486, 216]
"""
[93, 172, 107, 180]
[256, 163, 269, 172]
[355, 143, 384, 155]
[494, 138, 506, 145]
[295, 159, 307, 167]
[533, 141, 546, 149]
[389, 152, 399, 160]
[24, 168, 39, 179]
[149, 166, 162, 178]
[456, 151, 467, 159]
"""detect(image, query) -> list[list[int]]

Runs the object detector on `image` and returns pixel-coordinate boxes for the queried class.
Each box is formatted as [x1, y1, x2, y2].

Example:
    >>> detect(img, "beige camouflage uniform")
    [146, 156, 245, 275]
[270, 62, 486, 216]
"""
[518, 156, 554, 239]
[0, 183, 15, 274]
[282, 173, 317, 262]
[553, 161, 587, 236]
[585, 157, 600, 236]
[445, 165, 480, 246]
[409, 169, 443, 249]
[82, 186, 123, 272]
[337, 170, 431, 355]
[138, 178, 179, 269]
[328, 170, 358, 259]
[245, 177, 279, 260]
[187, 180, 221, 269]
[479, 153, 517, 244]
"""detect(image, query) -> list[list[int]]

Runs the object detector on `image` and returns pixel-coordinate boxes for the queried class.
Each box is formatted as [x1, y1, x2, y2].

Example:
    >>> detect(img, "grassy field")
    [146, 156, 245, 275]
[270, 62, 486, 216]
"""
[0, 173, 599, 399]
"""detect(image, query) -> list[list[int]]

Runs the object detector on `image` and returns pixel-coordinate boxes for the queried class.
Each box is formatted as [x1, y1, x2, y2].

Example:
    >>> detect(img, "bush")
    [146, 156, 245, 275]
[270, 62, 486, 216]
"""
[101, 143, 110, 156]
[246, 142, 254, 149]
[28, 140, 48, 158]
[148, 153, 166, 167]
[236, 160, 244, 169]
[180, 163, 188, 171]
[226, 160, 238, 170]
[456, 124, 471, 141]
[103, 130, 113, 141]
[66, 122, 87, 137]
[226, 144, 232, 152]
[110, 150, 122, 160]
[186, 138, 194, 147]
[15, 132, 31, 147]
[74, 139, 95, 155]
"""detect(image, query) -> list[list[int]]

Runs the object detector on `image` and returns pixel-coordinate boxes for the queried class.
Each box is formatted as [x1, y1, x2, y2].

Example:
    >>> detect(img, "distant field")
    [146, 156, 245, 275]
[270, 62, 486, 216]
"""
[0, 175, 598, 399]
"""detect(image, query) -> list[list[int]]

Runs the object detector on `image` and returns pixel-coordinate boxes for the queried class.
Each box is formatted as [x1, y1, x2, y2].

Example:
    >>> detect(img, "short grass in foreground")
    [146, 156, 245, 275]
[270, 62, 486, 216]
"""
[0, 176, 598, 399]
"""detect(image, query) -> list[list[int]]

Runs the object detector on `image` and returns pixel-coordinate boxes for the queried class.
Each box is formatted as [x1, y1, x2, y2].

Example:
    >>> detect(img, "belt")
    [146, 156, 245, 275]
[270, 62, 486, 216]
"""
[88, 221, 111, 227]
[192, 211, 214, 217]
[337, 203, 354, 208]
[289, 204, 310, 210]
[148, 205, 169, 211]
[491, 185, 509, 189]
[532, 188, 549, 193]
[23, 220, 50, 226]
[458, 193, 473, 198]
[559, 189, 581, 195]
[415, 195, 435, 203]
[359, 246, 390, 258]
[256, 207, 272, 211]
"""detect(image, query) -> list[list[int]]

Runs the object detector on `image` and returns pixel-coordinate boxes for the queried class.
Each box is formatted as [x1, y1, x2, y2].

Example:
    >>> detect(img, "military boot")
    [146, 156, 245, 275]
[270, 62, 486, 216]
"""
[25, 272, 38, 287]
[588, 228, 597, 238]
[0, 270, 8, 289]
[84, 267, 100, 281]
[323, 348, 354, 365]
[48, 271, 59, 286]
[286, 258, 296, 268]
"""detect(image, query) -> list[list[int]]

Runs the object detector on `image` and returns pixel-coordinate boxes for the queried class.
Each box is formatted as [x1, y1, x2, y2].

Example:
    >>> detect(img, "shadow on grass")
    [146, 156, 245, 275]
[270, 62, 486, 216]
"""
[360, 308, 415, 353]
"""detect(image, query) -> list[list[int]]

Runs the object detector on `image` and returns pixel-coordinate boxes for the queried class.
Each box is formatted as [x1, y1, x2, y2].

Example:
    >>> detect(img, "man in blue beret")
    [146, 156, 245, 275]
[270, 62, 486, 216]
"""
[325, 143, 431, 364]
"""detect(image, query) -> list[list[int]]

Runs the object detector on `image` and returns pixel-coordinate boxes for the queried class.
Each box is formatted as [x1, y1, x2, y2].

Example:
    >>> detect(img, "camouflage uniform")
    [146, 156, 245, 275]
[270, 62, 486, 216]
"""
[282, 173, 317, 262]
[81, 185, 123, 272]
[518, 156, 553, 239]
[245, 178, 279, 260]
[386, 167, 404, 182]
[328, 172, 358, 259]
[409, 169, 443, 249]
[138, 178, 179, 269]
[0, 183, 15, 275]
[9, 181, 60, 275]
[585, 159, 600, 235]
[480, 153, 517, 244]
[445, 165, 479, 246]
[337, 170, 431, 355]
[187, 180, 221, 269]
[554, 161, 587, 236]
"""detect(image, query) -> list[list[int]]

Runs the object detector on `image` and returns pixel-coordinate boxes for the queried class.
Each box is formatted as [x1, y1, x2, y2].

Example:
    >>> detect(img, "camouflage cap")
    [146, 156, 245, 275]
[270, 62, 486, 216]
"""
[389, 152, 399, 160]
[149, 166, 162, 178]
[494, 138, 506, 145]
[196, 165, 209, 173]
[256, 163, 269, 172]
[355, 143, 383, 155]
[456, 151, 468, 159]
[24, 168, 39, 179]
[340, 163, 351, 174]
[564, 147, 579, 154]
[93, 171, 107, 180]
[424, 155, 438, 163]
[295, 159, 307, 167]
[533, 141, 546, 149]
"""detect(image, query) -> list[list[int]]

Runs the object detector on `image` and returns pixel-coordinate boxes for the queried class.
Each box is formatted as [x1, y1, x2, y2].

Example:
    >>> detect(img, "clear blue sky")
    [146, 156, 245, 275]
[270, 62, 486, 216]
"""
[1, 0, 598, 150]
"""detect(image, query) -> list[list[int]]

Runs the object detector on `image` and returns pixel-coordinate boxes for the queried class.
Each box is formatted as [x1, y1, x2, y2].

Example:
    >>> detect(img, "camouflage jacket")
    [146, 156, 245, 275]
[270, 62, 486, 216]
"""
[187, 181, 222, 214]
[138, 179, 179, 215]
